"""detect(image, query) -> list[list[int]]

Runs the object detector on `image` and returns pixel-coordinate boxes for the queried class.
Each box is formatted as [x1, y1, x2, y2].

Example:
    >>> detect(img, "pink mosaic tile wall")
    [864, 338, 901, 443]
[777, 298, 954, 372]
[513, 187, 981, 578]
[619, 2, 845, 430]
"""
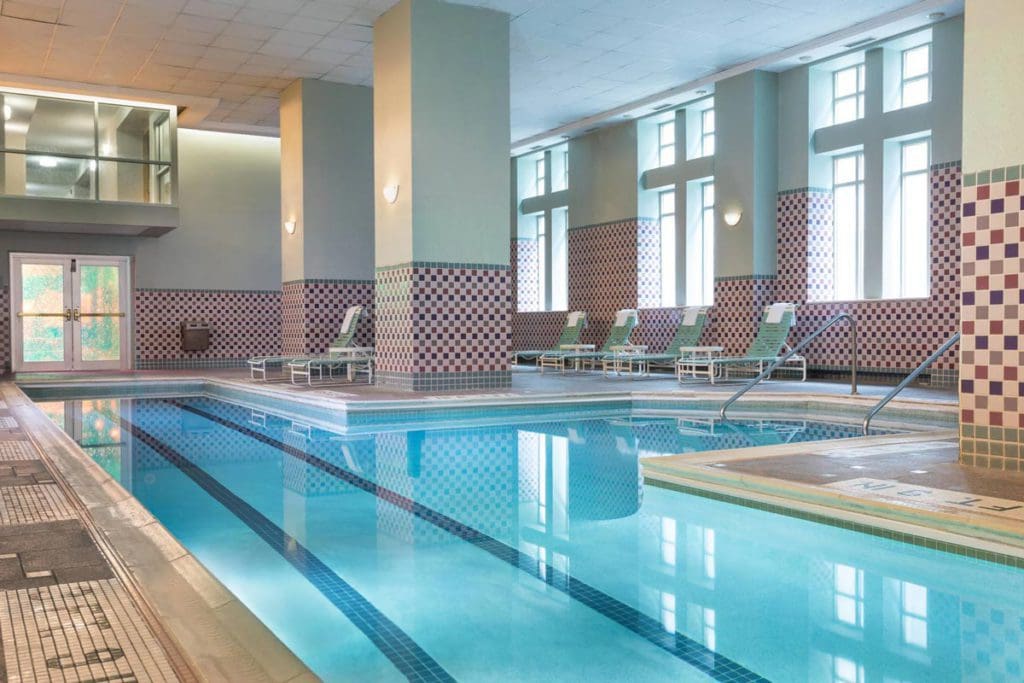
[567, 218, 658, 345]
[0, 286, 9, 372]
[512, 311, 570, 352]
[710, 277, 778, 356]
[513, 238, 541, 312]
[375, 263, 512, 390]
[280, 279, 375, 356]
[774, 164, 961, 380]
[959, 164, 1023, 468]
[634, 307, 715, 351]
[135, 288, 281, 368]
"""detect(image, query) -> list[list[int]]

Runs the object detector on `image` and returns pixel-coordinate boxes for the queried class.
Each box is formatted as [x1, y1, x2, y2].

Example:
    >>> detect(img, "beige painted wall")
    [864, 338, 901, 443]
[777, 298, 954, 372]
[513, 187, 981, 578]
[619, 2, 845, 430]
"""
[962, 0, 1024, 172]
[0, 128, 282, 291]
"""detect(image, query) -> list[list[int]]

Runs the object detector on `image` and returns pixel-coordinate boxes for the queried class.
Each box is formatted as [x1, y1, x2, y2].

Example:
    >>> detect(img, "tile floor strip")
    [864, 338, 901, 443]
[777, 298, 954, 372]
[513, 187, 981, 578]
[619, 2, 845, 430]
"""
[172, 399, 769, 683]
[118, 415, 456, 683]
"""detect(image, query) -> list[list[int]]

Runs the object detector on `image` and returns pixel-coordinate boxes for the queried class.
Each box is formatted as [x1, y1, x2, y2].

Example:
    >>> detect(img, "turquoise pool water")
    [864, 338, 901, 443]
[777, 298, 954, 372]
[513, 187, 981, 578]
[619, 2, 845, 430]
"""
[34, 394, 1023, 682]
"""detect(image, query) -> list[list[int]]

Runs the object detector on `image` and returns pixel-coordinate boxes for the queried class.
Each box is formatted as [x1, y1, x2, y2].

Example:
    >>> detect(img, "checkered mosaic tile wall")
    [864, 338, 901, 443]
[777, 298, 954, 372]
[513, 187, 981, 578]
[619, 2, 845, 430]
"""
[281, 279, 375, 356]
[513, 238, 541, 313]
[960, 163, 1024, 468]
[135, 288, 281, 369]
[774, 164, 961, 382]
[512, 311, 570, 352]
[633, 307, 715, 351]
[0, 286, 9, 372]
[567, 218, 658, 345]
[375, 263, 512, 390]
[710, 276, 778, 356]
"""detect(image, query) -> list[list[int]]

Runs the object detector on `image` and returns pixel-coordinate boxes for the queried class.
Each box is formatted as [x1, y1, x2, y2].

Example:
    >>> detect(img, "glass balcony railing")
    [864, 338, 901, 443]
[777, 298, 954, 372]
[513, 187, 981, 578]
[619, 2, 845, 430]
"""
[1, 90, 175, 205]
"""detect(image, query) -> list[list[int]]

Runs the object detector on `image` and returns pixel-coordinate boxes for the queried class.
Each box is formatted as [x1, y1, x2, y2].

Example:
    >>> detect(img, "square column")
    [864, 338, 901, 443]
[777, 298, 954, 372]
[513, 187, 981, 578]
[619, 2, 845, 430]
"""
[374, 0, 511, 390]
[960, 0, 1024, 467]
[279, 79, 375, 354]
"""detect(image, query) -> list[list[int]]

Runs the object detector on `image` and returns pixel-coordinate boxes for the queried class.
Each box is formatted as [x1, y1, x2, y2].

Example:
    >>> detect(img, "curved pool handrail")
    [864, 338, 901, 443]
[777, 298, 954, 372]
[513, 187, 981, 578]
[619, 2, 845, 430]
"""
[862, 331, 960, 435]
[720, 313, 858, 420]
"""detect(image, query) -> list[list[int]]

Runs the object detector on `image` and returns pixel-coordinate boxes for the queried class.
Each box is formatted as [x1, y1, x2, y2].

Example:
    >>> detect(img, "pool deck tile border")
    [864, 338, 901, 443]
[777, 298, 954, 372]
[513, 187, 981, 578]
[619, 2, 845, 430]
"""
[0, 381, 316, 683]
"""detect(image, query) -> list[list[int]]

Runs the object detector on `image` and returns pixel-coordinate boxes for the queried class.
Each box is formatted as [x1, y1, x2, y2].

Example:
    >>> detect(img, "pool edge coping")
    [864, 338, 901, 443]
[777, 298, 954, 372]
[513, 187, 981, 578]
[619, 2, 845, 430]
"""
[2, 381, 318, 683]
[643, 447, 1024, 568]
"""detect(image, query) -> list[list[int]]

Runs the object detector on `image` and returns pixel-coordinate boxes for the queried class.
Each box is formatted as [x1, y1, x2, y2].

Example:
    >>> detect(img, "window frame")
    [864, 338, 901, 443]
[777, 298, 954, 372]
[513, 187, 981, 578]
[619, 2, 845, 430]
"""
[896, 136, 931, 298]
[832, 63, 865, 125]
[658, 189, 677, 307]
[658, 120, 676, 167]
[900, 43, 932, 109]
[534, 157, 546, 197]
[700, 108, 715, 158]
[831, 151, 865, 301]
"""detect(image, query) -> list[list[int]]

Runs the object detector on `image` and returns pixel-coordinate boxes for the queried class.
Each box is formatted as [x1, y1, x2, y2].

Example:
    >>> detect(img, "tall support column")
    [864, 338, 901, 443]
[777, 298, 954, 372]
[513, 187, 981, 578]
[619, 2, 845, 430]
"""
[374, 0, 512, 390]
[280, 79, 375, 355]
[959, 0, 1024, 468]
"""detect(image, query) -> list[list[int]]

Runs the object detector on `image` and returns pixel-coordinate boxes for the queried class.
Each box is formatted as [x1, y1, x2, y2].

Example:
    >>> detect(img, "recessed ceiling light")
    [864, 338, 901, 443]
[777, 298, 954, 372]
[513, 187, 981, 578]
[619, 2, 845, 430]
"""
[38, 157, 58, 168]
[928, 12, 945, 20]
[798, 55, 812, 62]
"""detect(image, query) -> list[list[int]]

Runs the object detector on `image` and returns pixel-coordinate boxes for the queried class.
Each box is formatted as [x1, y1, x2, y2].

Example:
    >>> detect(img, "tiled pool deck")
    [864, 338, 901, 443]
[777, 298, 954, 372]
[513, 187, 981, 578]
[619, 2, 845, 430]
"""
[9, 365, 1024, 679]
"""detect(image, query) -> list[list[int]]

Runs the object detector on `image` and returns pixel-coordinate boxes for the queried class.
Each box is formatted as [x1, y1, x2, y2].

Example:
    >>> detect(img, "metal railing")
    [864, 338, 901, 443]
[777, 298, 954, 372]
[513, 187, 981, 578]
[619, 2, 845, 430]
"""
[862, 332, 960, 435]
[720, 313, 858, 420]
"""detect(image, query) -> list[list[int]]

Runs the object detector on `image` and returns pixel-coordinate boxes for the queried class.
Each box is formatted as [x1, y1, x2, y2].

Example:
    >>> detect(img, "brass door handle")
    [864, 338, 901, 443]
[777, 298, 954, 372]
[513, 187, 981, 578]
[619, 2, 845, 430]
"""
[73, 308, 80, 321]
[66, 308, 72, 321]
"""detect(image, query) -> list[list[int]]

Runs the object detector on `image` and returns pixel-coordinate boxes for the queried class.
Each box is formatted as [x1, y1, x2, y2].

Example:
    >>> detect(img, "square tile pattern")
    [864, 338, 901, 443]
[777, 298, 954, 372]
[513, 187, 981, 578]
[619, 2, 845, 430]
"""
[135, 288, 281, 368]
[375, 263, 512, 390]
[960, 164, 1024, 467]
[281, 279, 375, 356]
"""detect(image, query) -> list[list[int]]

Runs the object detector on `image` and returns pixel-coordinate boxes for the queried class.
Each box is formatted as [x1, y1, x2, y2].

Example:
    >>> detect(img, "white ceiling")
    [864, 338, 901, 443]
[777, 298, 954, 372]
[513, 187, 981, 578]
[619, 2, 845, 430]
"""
[0, 0, 953, 142]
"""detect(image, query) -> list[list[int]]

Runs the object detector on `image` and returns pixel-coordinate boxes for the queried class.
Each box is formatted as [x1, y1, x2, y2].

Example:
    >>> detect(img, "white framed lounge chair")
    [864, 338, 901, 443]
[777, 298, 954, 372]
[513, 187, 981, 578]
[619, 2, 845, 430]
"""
[677, 303, 806, 384]
[602, 306, 710, 377]
[513, 311, 588, 366]
[249, 305, 364, 380]
[540, 309, 639, 373]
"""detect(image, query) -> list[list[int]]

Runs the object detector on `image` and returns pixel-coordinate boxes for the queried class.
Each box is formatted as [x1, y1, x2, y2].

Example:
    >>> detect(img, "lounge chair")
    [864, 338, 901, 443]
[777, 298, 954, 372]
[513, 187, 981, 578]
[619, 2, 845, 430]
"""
[513, 311, 588, 365]
[287, 306, 374, 385]
[677, 302, 806, 384]
[248, 305, 365, 380]
[539, 309, 639, 373]
[601, 306, 710, 377]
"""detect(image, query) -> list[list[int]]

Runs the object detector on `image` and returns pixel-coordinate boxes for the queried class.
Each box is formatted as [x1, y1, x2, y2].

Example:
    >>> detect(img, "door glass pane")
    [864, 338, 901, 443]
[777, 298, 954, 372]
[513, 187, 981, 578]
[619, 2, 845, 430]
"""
[20, 263, 65, 363]
[79, 264, 122, 362]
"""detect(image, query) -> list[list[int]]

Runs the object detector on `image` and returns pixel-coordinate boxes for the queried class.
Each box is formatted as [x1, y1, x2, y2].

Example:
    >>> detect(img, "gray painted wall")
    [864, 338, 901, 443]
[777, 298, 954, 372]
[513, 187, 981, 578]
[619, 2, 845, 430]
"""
[281, 79, 374, 282]
[568, 121, 638, 227]
[715, 70, 778, 277]
[0, 128, 281, 291]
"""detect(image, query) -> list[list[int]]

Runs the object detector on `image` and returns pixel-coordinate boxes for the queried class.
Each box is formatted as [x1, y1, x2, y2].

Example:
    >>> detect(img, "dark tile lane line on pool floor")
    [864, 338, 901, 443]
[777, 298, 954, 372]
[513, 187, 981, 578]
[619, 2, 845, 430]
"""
[118, 415, 457, 683]
[168, 399, 769, 683]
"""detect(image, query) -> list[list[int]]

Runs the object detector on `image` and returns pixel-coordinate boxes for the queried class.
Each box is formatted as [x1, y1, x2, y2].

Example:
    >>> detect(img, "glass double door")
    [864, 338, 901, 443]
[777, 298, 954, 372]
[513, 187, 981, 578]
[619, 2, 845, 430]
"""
[11, 254, 131, 372]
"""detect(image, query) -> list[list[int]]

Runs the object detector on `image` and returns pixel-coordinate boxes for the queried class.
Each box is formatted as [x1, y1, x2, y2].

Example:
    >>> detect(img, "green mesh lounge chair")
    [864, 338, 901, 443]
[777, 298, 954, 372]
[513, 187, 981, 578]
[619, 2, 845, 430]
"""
[677, 303, 805, 384]
[248, 305, 364, 380]
[602, 306, 710, 377]
[540, 309, 639, 373]
[513, 311, 588, 366]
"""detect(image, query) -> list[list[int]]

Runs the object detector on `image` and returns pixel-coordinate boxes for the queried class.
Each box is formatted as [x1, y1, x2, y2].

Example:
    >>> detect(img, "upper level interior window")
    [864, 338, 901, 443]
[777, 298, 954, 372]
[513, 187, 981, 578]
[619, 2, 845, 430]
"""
[658, 121, 675, 167]
[901, 43, 931, 108]
[833, 63, 865, 124]
[561, 149, 569, 191]
[0, 89, 174, 205]
[658, 189, 676, 307]
[700, 109, 715, 157]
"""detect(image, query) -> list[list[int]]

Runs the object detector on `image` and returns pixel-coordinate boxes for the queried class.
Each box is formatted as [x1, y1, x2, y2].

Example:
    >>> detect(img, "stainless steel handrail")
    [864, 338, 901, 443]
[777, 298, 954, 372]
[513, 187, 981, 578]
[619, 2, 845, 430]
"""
[862, 332, 960, 435]
[719, 313, 858, 420]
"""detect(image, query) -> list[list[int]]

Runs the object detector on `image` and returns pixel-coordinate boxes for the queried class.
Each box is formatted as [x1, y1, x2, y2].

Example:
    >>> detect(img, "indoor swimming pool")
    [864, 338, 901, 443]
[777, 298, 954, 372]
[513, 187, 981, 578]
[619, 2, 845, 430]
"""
[29, 393, 1022, 682]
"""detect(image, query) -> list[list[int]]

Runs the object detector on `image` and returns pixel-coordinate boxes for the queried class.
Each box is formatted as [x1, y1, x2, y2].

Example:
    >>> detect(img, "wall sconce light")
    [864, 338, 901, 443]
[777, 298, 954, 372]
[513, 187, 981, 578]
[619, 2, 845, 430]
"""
[723, 209, 743, 227]
[382, 184, 400, 204]
[284, 219, 296, 234]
